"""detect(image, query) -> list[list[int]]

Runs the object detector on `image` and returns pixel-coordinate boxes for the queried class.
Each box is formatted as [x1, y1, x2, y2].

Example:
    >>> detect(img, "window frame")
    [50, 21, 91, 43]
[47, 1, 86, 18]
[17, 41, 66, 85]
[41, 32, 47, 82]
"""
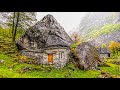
[58, 51, 64, 60]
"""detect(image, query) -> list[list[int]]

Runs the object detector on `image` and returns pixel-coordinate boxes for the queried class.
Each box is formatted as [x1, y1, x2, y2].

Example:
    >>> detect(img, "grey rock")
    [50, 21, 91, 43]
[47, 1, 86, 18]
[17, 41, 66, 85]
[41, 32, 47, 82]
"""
[16, 14, 73, 51]
[75, 42, 101, 70]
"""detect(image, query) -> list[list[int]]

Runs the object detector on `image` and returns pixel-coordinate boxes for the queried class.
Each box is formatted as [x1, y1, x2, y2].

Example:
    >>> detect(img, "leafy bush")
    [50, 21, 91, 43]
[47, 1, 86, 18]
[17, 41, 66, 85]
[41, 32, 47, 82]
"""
[101, 43, 106, 48]
[108, 41, 120, 55]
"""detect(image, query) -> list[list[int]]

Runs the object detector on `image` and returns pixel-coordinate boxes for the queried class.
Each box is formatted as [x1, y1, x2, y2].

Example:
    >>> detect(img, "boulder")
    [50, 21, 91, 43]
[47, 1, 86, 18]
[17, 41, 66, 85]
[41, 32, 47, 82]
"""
[16, 14, 73, 51]
[75, 42, 101, 70]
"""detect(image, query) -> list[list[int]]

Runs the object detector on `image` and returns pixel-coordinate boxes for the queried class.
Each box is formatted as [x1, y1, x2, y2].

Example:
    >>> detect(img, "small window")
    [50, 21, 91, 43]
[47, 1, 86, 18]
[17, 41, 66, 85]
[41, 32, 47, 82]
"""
[58, 53, 61, 60]
[58, 51, 64, 60]
[61, 52, 62, 58]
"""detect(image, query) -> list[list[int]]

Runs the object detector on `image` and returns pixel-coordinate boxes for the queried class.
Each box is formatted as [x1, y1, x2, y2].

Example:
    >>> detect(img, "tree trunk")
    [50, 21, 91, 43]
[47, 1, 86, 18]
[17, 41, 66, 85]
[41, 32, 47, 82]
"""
[12, 12, 16, 36]
[12, 12, 20, 42]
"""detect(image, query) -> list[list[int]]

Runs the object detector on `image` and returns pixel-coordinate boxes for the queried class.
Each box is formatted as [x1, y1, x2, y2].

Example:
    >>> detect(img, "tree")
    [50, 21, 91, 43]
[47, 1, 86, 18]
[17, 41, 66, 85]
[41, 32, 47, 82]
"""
[0, 12, 37, 42]
[101, 43, 106, 48]
[108, 41, 120, 54]
[12, 12, 15, 36]
[12, 12, 20, 42]
[70, 31, 81, 43]
[3, 12, 37, 30]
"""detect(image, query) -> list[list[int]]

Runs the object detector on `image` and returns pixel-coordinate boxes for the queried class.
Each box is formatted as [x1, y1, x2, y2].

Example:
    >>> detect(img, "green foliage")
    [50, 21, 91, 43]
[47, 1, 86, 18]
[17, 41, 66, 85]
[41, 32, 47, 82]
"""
[108, 41, 120, 56]
[101, 43, 106, 48]
[70, 42, 80, 49]
[0, 27, 12, 38]
[0, 12, 37, 42]
[101, 24, 120, 35]
[0, 12, 37, 30]
[0, 27, 24, 40]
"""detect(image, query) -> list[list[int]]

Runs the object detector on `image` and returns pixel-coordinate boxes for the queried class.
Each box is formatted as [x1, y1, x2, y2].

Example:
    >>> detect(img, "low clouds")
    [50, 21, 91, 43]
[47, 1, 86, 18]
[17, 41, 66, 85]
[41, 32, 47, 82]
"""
[36, 12, 87, 33]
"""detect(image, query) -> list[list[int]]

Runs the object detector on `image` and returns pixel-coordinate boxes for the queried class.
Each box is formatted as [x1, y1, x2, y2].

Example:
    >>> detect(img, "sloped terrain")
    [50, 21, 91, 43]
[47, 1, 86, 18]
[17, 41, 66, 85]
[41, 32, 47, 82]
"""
[79, 12, 120, 46]
[1, 34, 120, 78]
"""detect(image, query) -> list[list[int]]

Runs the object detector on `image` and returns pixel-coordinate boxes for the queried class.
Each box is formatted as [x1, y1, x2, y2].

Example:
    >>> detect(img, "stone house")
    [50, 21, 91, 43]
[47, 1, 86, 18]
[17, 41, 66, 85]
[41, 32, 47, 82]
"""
[99, 48, 111, 59]
[16, 14, 73, 68]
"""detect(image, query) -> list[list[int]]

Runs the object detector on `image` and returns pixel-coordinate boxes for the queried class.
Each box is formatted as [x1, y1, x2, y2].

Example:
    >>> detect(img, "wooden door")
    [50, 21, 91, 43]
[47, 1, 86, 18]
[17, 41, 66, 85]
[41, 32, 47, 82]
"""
[48, 54, 53, 63]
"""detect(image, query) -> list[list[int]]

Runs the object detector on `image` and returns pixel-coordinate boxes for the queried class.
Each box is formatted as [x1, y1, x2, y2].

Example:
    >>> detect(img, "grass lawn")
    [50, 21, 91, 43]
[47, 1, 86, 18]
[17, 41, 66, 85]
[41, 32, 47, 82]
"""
[99, 59, 120, 77]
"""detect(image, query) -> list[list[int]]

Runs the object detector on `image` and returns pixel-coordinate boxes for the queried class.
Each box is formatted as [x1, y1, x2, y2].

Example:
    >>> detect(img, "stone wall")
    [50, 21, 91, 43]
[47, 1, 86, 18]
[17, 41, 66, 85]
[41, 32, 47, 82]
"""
[100, 54, 108, 59]
[20, 48, 70, 68]
[44, 48, 70, 68]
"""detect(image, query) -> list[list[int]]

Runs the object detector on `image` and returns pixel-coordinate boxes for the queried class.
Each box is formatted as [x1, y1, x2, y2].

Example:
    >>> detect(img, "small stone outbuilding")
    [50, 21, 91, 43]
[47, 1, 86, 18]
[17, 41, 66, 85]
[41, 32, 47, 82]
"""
[99, 48, 111, 59]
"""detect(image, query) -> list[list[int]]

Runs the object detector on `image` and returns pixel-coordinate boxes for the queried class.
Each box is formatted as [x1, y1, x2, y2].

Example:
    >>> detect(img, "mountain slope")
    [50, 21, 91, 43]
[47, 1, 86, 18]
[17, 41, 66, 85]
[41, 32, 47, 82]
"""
[79, 12, 120, 47]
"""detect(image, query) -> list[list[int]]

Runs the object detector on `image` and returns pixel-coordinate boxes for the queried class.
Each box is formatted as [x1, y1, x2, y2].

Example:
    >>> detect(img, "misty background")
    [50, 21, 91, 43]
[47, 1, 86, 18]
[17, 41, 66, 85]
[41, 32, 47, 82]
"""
[36, 12, 88, 33]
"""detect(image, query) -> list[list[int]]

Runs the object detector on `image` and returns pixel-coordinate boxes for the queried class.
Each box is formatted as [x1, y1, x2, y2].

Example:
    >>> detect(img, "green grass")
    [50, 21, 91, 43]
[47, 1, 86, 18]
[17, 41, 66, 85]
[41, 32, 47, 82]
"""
[0, 51, 101, 78]
[99, 63, 120, 77]
[0, 52, 101, 78]
[97, 58, 120, 77]
[0, 27, 24, 40]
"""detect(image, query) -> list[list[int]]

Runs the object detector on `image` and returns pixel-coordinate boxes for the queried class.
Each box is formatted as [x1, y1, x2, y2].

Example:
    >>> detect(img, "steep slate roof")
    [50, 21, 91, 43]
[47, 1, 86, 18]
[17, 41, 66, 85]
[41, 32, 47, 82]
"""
[99, 48, 110, 54]
[16, 14, 73, 50]
[45, 35, 70, 48]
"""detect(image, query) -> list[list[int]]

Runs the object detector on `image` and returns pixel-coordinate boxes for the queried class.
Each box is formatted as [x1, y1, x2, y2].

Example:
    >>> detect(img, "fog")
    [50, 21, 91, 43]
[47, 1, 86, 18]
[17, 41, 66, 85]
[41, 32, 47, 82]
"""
[37, 12, 88, 33]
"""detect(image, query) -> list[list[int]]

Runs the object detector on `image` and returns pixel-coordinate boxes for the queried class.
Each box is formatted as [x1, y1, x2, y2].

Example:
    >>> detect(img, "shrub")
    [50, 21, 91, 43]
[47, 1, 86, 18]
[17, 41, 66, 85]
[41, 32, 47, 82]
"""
[101, 43, 106, 48]
[108, 41, 120, 55]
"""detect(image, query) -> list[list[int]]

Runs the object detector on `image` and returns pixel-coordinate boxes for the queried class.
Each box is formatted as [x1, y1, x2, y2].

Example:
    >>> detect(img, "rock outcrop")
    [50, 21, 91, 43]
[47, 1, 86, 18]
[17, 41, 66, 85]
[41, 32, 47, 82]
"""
[16, 14, 73, 51]
[75, 42, 101, 70]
